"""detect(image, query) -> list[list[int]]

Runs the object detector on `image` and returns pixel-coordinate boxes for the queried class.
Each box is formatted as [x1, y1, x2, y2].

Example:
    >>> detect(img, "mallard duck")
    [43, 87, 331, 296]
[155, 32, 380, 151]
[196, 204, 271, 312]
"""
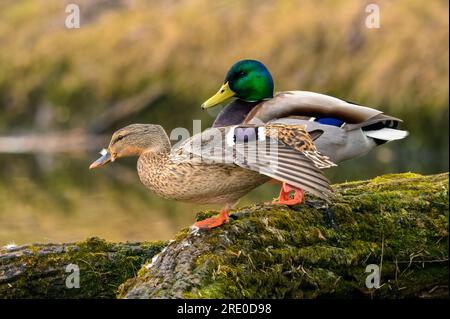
[89, 122, 335, 230]
[201, 59, 408, 202]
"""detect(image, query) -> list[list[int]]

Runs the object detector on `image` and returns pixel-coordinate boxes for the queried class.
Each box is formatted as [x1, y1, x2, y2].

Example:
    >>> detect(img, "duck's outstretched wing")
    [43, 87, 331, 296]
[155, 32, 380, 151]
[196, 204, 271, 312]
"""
[171, 123, 336, 200]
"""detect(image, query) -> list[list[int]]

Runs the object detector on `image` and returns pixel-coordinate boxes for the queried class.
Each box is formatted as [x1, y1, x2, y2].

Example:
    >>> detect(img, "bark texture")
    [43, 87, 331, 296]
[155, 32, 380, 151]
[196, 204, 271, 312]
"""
[120, 173, 449, 299]
[0, 237, 165, 298]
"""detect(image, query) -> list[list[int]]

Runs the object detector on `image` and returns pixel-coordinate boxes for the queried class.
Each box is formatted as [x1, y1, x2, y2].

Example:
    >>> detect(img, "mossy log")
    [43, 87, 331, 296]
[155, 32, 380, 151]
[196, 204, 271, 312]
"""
[0, 173, 448, 299]
[0, 238, 166, 298]
[120, 173, 449, 299]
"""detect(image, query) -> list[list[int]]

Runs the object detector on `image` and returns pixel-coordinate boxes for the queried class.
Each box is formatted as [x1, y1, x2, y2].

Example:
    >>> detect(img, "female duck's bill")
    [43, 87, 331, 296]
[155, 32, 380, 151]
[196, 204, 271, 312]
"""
[89, 148, 113, 169]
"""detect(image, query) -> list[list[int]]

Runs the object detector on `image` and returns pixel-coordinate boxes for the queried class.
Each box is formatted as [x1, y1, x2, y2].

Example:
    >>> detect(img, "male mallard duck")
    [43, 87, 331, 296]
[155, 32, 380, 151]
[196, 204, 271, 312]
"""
[89, 122, 335, 230]
[202, 59, 408, 202]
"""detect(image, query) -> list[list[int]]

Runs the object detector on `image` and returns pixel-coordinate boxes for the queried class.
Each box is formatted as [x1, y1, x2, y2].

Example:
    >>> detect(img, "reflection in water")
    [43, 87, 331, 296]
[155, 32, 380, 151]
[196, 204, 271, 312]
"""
[0, 154, 195, 245]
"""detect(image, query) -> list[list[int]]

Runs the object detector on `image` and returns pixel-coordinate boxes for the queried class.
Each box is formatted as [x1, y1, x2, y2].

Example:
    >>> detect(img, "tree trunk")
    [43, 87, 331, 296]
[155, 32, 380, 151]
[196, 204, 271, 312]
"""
[0, 238, 166, 298]
[120, 173, 449, 299]
[1, 173, 448, 299]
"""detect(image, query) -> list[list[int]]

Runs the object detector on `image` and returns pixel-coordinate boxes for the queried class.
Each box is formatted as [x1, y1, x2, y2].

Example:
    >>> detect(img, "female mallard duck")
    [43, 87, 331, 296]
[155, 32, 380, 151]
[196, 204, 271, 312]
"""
[89, 122, 335, 230]
[202, 59, 408, 202]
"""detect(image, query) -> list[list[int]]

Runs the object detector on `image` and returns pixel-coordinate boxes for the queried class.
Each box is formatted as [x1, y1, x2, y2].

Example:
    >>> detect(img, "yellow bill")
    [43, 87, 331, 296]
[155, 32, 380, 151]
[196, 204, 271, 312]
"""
[201, 82, 236, 109]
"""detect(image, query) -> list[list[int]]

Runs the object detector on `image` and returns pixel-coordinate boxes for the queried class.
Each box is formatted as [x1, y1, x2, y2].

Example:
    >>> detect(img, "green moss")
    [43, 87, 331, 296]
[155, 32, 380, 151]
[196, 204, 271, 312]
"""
[176, 173, 449, 298]
[0, 237, 166, 299]
[195, 210, 219, 221]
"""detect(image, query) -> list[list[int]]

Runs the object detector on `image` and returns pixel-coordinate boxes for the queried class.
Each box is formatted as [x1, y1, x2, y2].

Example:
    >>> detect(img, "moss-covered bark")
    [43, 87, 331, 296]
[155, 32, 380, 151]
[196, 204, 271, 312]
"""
[120, 173, 449, 299]
[0, 237, 166, 298]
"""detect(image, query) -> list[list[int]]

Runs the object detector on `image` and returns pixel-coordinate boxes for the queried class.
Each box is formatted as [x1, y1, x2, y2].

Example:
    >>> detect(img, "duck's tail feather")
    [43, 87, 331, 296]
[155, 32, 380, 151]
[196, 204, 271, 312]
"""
[363, 128, 409, 141]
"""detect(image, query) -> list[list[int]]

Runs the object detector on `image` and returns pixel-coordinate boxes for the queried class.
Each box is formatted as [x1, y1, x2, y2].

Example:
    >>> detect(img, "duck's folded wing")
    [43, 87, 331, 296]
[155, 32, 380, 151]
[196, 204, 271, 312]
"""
[170, 127, 232, 164]
[232, 141, 334, 200]
[171, 126, 335, 200]
[244, 91, 400, 125]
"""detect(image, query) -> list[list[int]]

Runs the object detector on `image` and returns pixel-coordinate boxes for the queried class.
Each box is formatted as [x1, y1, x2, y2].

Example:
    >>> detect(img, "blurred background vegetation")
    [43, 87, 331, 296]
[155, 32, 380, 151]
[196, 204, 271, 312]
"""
[0, 0, 448, 245]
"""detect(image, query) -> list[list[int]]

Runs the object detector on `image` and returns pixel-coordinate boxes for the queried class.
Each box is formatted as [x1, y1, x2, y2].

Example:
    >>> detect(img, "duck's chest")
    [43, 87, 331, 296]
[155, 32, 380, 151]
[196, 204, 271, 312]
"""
[137, 153, 180, 199]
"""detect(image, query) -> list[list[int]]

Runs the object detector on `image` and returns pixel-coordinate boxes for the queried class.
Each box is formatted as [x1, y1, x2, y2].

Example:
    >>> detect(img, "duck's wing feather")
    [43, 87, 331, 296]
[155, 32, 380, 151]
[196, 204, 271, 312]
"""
[171, 124, 335, 200]
[233, 141, 334, 199]
[244, 91, 401, 125]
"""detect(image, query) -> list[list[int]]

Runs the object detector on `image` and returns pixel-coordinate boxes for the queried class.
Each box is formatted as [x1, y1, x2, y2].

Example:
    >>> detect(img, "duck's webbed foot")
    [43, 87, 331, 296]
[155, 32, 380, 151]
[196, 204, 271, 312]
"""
[192, 208, 229, 231]
[271, 183, 304, 206]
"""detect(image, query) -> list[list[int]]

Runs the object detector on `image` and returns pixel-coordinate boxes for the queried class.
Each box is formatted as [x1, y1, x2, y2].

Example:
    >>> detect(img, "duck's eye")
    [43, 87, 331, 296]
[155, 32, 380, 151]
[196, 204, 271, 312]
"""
[239, 71, 246, 77]
[115, 135, 125, 143]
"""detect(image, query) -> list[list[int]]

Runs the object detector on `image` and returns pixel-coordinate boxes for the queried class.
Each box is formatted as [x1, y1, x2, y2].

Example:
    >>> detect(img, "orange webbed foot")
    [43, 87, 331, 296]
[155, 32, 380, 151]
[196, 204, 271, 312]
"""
[271, 183, 305, 206]
[192, 208, 229, 231]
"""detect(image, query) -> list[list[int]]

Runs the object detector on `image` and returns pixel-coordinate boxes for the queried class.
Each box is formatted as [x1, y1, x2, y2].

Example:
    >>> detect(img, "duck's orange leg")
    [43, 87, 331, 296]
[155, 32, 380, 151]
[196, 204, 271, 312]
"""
[272, 183, 305, 206]
[193, 207, 229, 230]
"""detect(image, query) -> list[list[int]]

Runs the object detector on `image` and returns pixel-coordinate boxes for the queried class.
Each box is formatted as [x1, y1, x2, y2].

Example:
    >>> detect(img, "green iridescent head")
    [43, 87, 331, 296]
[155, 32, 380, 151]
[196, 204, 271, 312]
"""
[201, 60, 274, 109]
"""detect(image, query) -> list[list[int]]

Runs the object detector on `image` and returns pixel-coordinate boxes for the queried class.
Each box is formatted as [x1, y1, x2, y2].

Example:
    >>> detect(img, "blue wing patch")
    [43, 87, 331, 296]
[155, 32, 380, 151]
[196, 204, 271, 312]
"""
[315, 117, 345, 127]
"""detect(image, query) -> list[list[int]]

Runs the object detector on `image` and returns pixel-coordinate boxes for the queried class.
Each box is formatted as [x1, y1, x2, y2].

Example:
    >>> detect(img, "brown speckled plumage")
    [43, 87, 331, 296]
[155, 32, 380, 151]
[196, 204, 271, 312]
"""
[93, 123, 334, 208]
[265, 123, 336, 169]
[137, 150, 268, 205]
